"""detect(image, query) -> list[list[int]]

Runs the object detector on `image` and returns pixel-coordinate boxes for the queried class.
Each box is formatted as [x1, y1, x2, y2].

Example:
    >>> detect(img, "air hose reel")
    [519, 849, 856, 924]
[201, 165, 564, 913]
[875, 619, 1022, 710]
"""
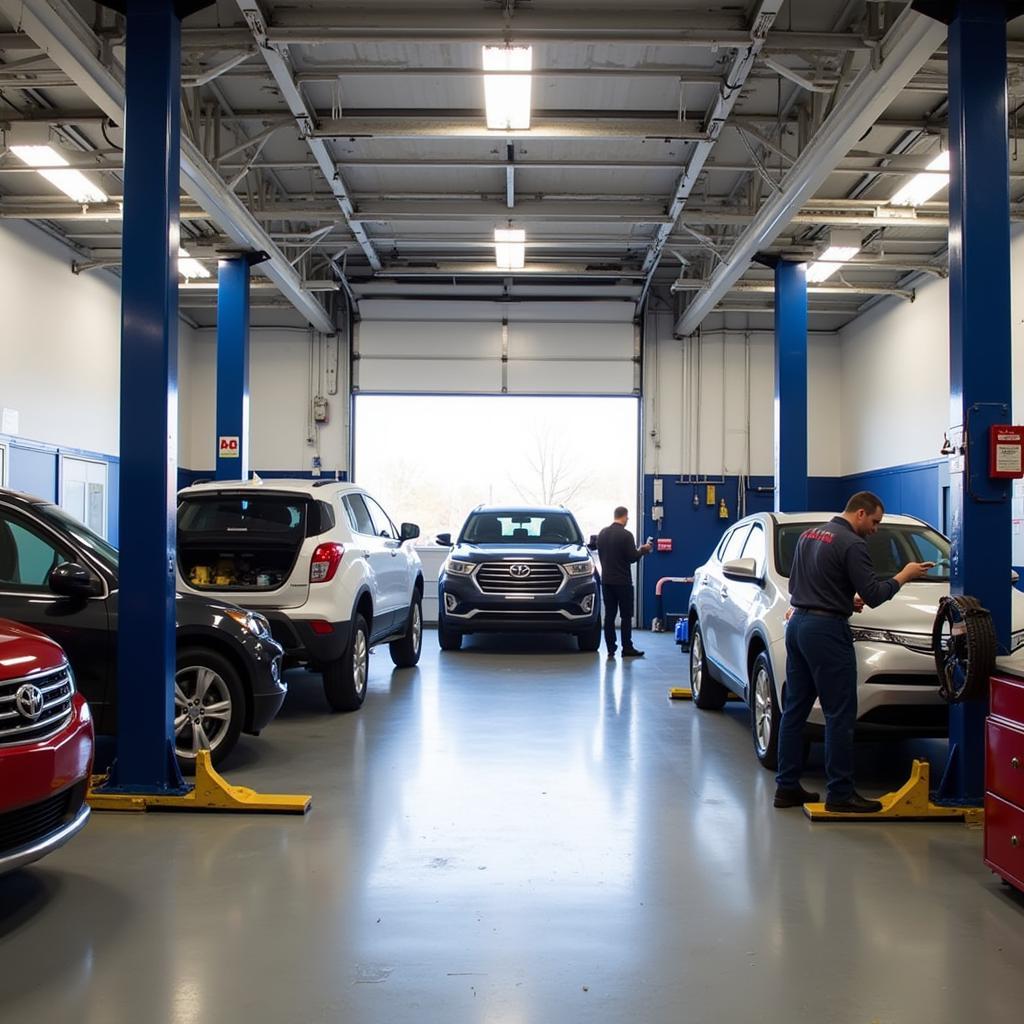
[931, 595, 997, 703]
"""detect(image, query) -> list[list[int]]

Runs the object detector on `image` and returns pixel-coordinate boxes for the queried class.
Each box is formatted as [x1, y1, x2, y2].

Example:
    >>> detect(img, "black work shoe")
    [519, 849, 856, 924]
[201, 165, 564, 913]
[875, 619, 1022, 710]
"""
[825, 792, 884, 814]
[606, 650, 617, 659]
[621, 648, 645, 657]
[773, 784, 820, 808]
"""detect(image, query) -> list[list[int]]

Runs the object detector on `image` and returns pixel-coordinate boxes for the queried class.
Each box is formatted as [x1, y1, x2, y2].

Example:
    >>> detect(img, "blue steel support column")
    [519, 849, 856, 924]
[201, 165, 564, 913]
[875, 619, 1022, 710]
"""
[104, 0, 188, 793]
[773, 259, 809, 513]
[215, 257, 252, 480]
[943, 0, 1014, 803]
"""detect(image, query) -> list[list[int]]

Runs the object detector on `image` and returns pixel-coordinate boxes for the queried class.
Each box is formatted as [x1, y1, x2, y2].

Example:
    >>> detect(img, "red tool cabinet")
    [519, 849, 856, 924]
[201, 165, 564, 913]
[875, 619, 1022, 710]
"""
[985, 673, 1024, 893]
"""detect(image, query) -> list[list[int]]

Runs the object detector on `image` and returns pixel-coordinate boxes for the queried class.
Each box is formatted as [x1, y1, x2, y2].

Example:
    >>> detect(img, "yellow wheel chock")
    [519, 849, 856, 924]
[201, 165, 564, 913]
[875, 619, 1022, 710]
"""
[88, 749, 312, 815]
[803, 758, 984, 824]
[669, 687, 741, 701]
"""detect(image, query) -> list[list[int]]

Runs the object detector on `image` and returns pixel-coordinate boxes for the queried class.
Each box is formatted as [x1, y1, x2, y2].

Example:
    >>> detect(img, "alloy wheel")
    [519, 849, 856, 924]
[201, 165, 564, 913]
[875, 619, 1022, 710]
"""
[353, 628, 369, 697]
[174, 665, 233, 757]
[690, 631, 703, 699]
[753, 665, 773, 757]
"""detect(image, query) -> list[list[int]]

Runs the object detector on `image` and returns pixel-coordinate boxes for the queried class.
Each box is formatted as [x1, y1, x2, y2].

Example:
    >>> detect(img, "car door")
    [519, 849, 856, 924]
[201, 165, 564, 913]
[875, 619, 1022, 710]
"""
[342, 494, 394, 637]
[700, 524, 750, 670]
[363, 495, 410, 616]
[0, 506, 112, 728]
[363, 495, 408, 624]
[720, 521, 769, 688]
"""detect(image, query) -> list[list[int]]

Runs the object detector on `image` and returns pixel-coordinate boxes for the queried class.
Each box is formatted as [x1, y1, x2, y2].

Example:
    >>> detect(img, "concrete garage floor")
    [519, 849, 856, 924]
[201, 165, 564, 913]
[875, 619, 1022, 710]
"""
[2, 632, 1023, 1023]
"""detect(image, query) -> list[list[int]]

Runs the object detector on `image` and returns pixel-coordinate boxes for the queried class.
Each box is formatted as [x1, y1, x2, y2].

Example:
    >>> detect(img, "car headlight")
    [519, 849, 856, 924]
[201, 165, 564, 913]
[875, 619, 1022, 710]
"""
[565, 560, 595, 577]
[444, 558, 476, 576]
[849, 626, 933, 653]
[225, 609, 271, 637]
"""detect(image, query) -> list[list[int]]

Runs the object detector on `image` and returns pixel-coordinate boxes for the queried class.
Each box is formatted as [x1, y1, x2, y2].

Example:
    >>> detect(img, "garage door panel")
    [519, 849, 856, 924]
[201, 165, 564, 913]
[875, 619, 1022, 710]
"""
[356, 302, 635, 396]
[508, 361, 634, 394]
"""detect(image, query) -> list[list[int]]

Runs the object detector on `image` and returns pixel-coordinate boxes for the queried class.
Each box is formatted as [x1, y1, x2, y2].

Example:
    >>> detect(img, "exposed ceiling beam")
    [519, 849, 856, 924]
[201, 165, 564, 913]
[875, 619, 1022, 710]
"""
[671, 279, 916, 299]
[0, 0, 336, 333]
[637, 0, 784, 309]
[674, 7, 948, 336]
[234, 0, 381, 272]
[312, 116, 706, 141]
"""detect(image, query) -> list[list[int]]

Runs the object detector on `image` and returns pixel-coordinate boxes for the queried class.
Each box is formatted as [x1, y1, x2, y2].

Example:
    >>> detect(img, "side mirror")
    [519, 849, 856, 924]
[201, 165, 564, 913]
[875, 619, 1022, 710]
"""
[435, 532, 452, 546]
[400, 522, 420, 543]
[49, 562, 102, 598]
[1013, 569, 1020, 585]
[588, 534, 599, 551]
[722, 557, 761, 584]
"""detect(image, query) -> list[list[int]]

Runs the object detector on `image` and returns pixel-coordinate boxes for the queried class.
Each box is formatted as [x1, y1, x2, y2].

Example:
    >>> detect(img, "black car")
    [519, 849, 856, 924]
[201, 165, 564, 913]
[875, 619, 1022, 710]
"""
[0, 488, 285, 767]
[436, 505, 602, 651]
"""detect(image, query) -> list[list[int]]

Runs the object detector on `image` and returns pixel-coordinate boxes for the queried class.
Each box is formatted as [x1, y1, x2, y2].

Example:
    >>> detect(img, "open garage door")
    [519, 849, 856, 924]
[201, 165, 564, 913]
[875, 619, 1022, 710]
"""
[352, 300, 639, 396]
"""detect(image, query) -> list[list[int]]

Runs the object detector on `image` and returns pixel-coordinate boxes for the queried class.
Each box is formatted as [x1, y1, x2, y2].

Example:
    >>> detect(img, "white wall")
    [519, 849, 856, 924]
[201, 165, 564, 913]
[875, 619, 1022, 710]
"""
[181, 328, 348, 475]
[839, 226, 1024, 476]
[643, 310, 842, 478]
[0, 221, 121, 455]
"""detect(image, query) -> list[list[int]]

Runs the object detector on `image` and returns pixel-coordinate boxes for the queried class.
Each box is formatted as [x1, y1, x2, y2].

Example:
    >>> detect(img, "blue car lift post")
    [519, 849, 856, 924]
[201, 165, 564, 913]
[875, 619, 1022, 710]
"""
[807, 0, 1021, 823]
[215, 251, 268, 481]
[88, 0, 307, 814]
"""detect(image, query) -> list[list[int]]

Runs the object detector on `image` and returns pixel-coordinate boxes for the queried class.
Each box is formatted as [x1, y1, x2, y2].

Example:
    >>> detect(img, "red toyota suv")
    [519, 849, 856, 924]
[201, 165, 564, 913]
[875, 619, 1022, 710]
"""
[0, 619, 93, 875]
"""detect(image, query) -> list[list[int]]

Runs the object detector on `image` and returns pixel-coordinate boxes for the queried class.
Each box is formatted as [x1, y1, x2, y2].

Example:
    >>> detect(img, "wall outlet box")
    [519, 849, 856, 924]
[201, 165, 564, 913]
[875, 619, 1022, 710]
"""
[653, 477, 664, 502]
[706, 484, 716, 506]
[313, 396, 329, 423]
[651, 505, 664, 522]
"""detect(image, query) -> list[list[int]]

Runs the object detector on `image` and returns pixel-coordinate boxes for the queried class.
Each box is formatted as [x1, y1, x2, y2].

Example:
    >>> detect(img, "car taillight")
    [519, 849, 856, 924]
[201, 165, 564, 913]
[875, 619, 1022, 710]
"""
[310, 543, 344, 583]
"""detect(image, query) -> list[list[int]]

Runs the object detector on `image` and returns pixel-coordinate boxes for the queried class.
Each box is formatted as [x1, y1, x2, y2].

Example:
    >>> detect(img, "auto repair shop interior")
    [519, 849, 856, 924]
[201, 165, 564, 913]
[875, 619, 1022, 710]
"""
[1, 1, 1023, 1022]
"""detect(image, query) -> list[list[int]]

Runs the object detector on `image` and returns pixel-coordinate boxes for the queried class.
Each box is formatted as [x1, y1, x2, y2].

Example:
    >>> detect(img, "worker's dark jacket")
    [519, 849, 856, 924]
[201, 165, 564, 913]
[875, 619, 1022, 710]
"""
[789, 516, 900, 618]
[597, 522, 643, 586]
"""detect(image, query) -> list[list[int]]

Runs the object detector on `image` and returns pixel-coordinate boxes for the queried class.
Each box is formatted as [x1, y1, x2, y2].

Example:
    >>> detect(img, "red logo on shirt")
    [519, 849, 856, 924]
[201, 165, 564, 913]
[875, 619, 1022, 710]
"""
[803, 528, 834, 544]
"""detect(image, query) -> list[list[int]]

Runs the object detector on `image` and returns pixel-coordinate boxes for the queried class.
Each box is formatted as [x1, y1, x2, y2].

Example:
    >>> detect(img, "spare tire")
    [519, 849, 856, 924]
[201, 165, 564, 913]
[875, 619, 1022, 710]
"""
[932, 594, 997, 703]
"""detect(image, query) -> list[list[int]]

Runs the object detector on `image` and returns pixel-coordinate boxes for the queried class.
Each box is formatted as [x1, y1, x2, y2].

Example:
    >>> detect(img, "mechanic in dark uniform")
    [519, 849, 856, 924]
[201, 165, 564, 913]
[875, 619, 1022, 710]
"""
[774, 491, 932, 813]
[597, 506, 652, 658]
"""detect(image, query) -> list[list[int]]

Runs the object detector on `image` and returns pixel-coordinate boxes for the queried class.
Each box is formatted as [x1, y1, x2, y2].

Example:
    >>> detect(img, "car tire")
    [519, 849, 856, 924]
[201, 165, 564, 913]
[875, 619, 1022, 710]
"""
[174, 647, 245, 771]
[577, 623, 602, 651]
[437, 611, 463, 651]
[690, 621, 729, 710]
[323, 614, 370, 712]
[390, 592, 423, 668]
[750, 650, 781, 770]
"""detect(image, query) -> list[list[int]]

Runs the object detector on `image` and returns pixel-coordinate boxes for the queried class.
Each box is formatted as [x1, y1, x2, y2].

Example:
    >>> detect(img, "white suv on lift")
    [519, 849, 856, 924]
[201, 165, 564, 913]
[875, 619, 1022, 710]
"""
[176, 479, 424, 711]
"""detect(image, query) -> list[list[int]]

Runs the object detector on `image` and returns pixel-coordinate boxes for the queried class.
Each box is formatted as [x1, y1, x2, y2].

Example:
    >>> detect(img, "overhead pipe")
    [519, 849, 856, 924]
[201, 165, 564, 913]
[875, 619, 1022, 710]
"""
[674, 7, 947, 336]
[0, 0, 336, 334]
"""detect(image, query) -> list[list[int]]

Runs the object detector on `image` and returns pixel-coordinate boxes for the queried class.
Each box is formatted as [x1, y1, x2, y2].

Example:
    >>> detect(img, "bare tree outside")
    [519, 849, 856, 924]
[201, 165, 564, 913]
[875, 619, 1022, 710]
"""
[510, 423, 589, 507]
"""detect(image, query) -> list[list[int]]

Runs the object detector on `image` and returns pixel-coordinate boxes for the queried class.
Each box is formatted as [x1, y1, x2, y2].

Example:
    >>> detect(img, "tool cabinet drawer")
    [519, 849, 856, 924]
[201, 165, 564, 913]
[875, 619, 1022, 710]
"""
[990, 674, 1024, 726]
[984, 793, 1024, 893]
[986, 719, 1024, 805]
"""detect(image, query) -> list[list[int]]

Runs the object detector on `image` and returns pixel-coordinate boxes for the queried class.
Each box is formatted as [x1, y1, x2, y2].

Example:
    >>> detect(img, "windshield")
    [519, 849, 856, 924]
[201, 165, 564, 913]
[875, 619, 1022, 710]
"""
[38, 504, 119, 570]
[460, 512, 583, 546]
[775, 521, 950, 580]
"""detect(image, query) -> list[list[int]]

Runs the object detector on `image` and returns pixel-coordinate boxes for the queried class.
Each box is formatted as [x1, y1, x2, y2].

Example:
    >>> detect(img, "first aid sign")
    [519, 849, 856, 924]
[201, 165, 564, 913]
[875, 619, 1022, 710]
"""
[218, 435, 240, 459]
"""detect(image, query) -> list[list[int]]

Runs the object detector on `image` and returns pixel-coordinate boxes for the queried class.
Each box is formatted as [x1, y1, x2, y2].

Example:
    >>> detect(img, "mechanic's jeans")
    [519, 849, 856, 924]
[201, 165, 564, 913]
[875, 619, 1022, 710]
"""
[602, 583, 634, 651]
[776, 611, 858, 801]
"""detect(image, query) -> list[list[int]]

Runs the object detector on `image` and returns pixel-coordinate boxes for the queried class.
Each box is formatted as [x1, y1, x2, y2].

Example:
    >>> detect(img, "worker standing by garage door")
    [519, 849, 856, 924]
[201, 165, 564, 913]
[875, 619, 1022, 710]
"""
[598, 506, 652, 658]
[774, 492, 932, 813]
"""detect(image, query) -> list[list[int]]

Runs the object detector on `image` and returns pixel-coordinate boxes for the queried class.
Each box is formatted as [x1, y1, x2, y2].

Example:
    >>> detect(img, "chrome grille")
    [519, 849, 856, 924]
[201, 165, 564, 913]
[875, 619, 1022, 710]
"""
[475, 562, 565, 595]
[0, 664, 75, 746]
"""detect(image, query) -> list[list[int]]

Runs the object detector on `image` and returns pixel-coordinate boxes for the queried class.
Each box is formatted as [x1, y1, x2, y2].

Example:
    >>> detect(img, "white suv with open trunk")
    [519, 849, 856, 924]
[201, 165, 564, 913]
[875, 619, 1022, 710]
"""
[176, 479, 424, 711]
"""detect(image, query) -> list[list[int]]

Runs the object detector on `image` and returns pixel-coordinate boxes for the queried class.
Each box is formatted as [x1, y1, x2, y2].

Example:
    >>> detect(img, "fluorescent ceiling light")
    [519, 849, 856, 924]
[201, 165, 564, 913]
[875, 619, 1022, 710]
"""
[9, 144, 108, 204]
[805, 228, 861, 284]
[483, 45, 533, 130]
[178, 248, 210, 279]
[494, 228, 526, 270]
[888, 150, 950, 207]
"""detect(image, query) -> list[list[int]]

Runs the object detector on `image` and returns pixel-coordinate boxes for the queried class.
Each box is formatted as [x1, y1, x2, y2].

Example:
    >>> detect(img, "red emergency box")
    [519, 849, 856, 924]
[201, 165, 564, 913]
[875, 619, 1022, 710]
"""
[989, 425, 1024, 479]
[656, 538, 673, 553]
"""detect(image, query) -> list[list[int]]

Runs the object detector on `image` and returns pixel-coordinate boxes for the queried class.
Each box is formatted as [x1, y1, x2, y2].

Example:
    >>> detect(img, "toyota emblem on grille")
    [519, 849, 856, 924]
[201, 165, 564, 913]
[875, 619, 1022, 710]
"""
[509, 563, 532, 578]
[15, 683, 45, 721]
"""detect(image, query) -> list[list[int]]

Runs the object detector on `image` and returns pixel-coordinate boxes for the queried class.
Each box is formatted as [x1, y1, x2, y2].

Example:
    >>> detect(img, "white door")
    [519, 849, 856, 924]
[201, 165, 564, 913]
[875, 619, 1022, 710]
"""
[60, 456, 108, 538]
[342, 493, 394, 620]
[363, 494, 409, 617]
[720, 522, 768, 686]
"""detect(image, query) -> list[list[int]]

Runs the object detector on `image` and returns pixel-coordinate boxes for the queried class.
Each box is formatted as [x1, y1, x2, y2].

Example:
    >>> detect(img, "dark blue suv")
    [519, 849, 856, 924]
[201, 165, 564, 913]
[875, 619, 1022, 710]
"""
[436, 506, 601, 651]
